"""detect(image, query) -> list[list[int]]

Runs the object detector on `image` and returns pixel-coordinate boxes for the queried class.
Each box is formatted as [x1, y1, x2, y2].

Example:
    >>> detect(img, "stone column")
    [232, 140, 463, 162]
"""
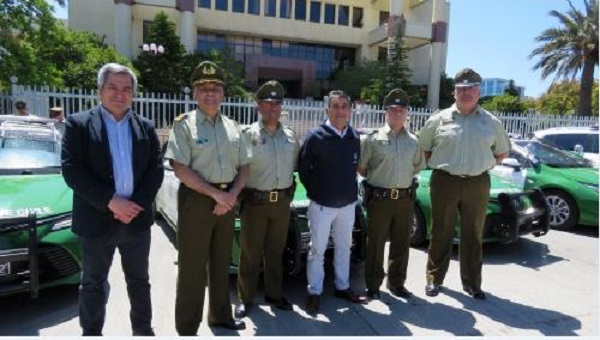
[176, 0, 196, 53]
[114, 0, 133, 59]
[428, 0, 447, 109]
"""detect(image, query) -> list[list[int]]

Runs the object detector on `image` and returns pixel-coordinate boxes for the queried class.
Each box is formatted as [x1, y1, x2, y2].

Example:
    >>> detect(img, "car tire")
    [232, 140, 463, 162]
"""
[544, 189, 578, 231]
[410, 205, 427, 247]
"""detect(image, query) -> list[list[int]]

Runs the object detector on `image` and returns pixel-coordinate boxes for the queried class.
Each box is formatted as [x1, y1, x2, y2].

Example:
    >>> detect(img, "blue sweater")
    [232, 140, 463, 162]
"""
[298, 124, 360, 208]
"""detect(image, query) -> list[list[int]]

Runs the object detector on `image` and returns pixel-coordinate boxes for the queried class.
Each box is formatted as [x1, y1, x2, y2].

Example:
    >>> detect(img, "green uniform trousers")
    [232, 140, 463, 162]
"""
[237, 197, 291, 304]
[365, 196, 414, 291]
[426, 169, 490, 289]
[175, 184, 235, 336]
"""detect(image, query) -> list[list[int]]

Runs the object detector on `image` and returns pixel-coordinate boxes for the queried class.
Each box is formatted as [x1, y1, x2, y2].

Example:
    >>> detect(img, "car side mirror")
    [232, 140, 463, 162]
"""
[574, 144, 584, 155]
[501, 157, 521, 171]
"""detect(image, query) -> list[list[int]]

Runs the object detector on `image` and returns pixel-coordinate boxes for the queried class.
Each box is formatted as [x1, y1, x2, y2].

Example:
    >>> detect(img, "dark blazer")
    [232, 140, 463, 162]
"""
[61, 105, 164, 237]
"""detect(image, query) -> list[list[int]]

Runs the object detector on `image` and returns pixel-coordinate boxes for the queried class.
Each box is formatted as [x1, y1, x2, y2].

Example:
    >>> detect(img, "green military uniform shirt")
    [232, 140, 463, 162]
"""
[417, 104, 510, 176]
[360, 125, 425, 189]
[243, 120, 300, 190]
[165, 109, 251, 183]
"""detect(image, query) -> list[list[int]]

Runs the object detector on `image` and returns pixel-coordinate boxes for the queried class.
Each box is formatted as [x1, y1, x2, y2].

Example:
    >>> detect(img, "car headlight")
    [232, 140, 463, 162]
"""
[51, 216, 72, 231]
[579, 182, 599, 192]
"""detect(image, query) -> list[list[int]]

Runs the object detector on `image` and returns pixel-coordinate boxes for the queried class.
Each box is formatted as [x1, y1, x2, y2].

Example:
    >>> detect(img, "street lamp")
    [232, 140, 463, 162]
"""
[140, 43, 165, 54]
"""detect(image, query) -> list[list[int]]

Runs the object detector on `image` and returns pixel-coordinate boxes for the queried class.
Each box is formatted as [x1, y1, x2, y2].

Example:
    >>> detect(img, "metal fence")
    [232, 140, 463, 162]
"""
[2, 85, 598, 142]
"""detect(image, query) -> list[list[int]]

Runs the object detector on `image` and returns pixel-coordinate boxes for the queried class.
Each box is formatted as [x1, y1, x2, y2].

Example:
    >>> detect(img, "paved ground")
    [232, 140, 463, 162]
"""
[0, 222, 597, 337]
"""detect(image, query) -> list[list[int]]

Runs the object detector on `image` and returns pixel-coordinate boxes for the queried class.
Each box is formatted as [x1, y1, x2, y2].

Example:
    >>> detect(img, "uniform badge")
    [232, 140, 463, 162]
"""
[379, 140, 391, 145]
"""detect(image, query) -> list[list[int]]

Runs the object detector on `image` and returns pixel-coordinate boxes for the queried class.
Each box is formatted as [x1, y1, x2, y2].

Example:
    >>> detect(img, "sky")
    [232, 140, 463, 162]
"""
[47, 0, 597, 98]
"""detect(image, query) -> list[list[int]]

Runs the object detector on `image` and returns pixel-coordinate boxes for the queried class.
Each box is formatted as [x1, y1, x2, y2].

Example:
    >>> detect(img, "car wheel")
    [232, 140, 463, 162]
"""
[544, 189, 578, 231]
[410, 206, 427, 247]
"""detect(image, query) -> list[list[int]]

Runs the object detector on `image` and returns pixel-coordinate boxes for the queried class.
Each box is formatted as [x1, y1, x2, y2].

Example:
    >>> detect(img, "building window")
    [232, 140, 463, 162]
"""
[248, 0, 260, 14]
[216, 0, 228, 11]
[324, 3, 335, 24]
[198, 0, 211, 8]
[280, 0, 291, 18]
[379, 11, 389, 26]
[338, 5, 348, 26]
[264, 0, 276, 17]
[378, 47, 387, 61]
[352, 7, 363, 27]
[310, 1, 321, 23]
[233, 0, 244, 12]
[295, 0, 307, 20]
[142, 20, 153, 43]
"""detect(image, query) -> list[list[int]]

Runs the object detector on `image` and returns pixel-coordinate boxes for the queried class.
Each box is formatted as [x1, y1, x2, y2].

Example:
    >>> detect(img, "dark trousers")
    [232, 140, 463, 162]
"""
[175, 185, 235, 336]
[237, 198, 291, 304]
[426, 170, 490, 289]
[78, 227, 152, 336]
[365, 197, 414, 291]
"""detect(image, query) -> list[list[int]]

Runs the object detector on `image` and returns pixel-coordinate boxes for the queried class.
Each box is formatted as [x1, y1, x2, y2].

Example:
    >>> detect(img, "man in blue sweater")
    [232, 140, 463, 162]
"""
[298, 90, 367, 315]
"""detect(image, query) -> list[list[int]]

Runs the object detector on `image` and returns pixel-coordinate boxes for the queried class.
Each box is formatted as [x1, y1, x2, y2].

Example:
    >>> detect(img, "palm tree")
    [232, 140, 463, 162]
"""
[530, 0, 598, 116]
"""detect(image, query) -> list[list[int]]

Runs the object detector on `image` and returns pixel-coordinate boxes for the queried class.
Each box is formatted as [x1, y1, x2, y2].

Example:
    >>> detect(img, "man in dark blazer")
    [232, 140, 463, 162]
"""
[61, 63, 164, 336]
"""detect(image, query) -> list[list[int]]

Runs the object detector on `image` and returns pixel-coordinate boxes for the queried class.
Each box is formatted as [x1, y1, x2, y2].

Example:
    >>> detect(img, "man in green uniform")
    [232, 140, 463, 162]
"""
[418, 68, 510, 300]
[358, 89, 425, 300]
[234, 80, 300, 318]
[165, 61, 250, 334]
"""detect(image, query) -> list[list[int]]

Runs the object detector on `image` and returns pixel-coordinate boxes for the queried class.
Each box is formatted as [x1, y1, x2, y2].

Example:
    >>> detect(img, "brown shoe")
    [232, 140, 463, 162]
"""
[305, 294, 320, 315]
[334, 288, 368, 304]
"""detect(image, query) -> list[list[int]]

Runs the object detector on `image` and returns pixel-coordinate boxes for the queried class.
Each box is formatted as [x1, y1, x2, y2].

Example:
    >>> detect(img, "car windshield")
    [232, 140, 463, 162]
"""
[514, 140, 593, 168]
[539, 132, 599, 154]
[0, 127, 61, 172]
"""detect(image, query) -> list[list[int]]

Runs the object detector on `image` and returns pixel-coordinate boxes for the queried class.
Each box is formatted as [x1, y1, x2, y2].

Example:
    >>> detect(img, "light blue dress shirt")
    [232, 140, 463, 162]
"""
[101, 106, 134, 199]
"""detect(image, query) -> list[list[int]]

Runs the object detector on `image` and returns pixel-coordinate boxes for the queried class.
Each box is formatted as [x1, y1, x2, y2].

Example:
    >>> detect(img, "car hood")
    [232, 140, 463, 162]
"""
[290, 180, 310, 208]
[0, 174, 72, 219]
[418, 169, 522, 198]
[546, 166, 599, 184]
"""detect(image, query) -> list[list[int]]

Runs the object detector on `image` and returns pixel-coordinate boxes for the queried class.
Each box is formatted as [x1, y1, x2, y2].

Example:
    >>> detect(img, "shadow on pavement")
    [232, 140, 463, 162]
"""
[568, 224, 599, 238]
[155, 218, 177, 250]
[444, 287, 581, 336]
[483, 237, 567, 269]
[0, 284, 79, 336]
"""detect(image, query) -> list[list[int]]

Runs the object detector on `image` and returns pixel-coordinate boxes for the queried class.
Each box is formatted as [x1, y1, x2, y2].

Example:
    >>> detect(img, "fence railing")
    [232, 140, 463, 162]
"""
[2, 85, 598, 142]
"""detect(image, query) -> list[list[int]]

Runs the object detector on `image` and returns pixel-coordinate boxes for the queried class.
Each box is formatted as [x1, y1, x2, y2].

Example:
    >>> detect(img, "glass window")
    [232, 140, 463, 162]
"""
[142, 20, 153, 43]
[295, 0, 307, 20]
[338, 5, 349, 26]
[379, 11, 389, 26]
[280, 0, 291, 18]
[233, 0, 244, 12]
[352, 7, 363, 27]
[310, 1, 321, 23]
[198, 0, 211, 8]
[324, 3, 335, 24]
[248, 0, 260, 14]
[264, 0, 276, 16]
[216, 0, 228, 11]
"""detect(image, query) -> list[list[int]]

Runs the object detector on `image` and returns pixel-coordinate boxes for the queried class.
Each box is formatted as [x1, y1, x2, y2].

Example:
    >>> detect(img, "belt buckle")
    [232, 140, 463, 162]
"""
[390, 189, 399, 200]
[219, 184, 228, 190]
[269, 191, 278, 202]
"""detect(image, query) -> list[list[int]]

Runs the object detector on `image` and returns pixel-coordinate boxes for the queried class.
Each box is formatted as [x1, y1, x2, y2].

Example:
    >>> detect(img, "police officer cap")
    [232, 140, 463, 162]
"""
[15, 100, 27, 110]
[190, 61, 225, 86]
[454, 68, 482, 87]
[383, 88, 409, 108]
[255, 80, 285, 102]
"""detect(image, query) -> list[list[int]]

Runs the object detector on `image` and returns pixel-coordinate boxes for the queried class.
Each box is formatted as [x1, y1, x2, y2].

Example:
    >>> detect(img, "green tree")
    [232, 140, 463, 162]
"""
[133, 12, 187, 93]
[438, 72, 455, 108]
[385, 21, 413, 99]
[529, 0, 599, 116]
[480, 93, 527, 113]
[504, 79, 521, 97]
[538, 81, 580, 115]
[333, 59, 386, 101]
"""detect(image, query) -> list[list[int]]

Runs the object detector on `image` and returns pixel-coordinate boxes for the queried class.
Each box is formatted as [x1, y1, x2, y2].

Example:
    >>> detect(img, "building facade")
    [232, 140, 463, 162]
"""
[69, 0, 450, 107]
[481, 78, 525, 98]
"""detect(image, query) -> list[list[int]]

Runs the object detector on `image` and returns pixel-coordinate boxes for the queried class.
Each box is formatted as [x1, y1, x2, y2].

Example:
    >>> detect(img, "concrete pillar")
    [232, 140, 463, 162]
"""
[114, 0, 133, 59]
[177, 0, 196, 53]
[390, 0, 404, 14]
[427, 0, 446, 109]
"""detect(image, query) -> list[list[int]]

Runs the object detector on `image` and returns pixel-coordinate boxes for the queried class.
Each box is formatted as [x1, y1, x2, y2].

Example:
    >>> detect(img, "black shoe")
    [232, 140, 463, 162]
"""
[389, 286, 413, 299]
[208, 319, 246, 330]
[265, 296, 293, 311]
[366, 289, 380, 300]
[305, 294, 320, 315]
[334, 288, 368, 304]
[425, 283, 441, 297]
[463, 286, 487, 300]
[234, 302, 252, 318]
[133, 328, 155, 336]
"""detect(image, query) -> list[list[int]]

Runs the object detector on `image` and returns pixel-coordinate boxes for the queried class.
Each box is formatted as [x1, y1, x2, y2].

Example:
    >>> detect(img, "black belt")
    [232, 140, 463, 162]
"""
[210, 182, 233, 191]
[435, 169, 487, 179]
[370, 185, 411, 200]
[244, 186, 294, 203]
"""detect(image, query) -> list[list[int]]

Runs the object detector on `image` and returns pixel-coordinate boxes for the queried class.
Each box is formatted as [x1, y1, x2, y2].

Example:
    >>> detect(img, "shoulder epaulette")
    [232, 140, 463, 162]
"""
[174, 113, 189, 122]
[241, 125, 252, 133]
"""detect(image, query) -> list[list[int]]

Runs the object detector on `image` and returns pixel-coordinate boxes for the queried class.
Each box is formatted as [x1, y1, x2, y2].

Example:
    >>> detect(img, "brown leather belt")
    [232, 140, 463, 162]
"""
[244, 186, 294, 203]
[370, 186, 411, 200]
[435, 169, 487, 179]
[210, 182, 233, 191]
